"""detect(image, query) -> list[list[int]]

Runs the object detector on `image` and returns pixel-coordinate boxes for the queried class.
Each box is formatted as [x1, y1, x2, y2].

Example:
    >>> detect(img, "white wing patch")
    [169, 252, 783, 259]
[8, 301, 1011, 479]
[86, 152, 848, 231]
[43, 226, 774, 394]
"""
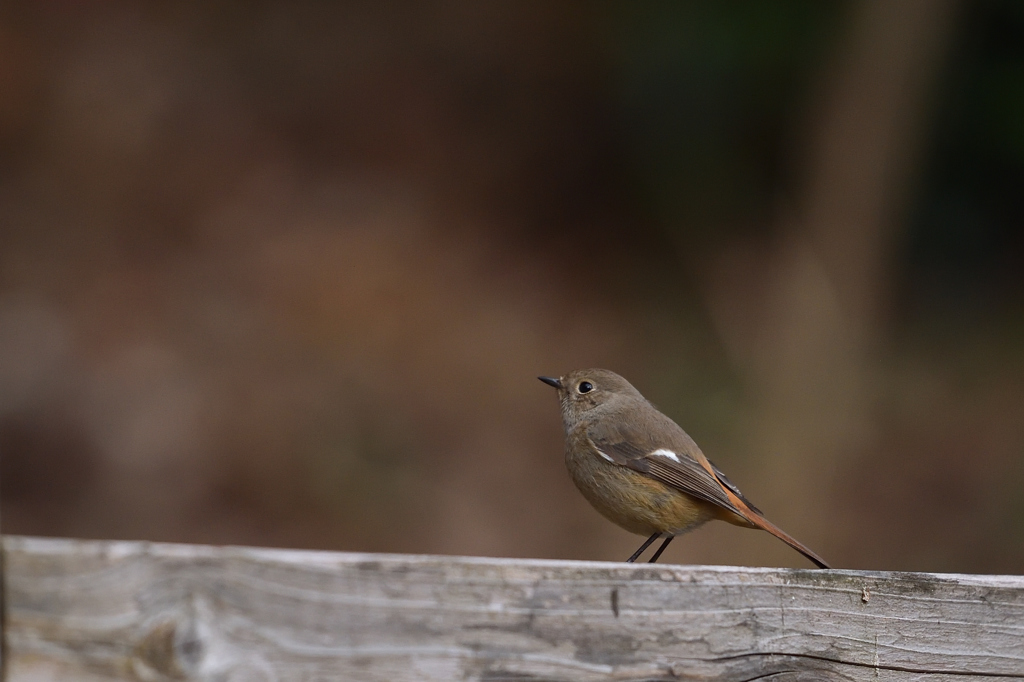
[650, 448, 681, 463]
[595, 449, 615, 463]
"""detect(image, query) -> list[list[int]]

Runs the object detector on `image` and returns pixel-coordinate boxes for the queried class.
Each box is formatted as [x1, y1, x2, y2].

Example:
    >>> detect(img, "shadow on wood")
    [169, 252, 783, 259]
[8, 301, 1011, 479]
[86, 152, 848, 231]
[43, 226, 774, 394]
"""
[3, 536, 1023, 681]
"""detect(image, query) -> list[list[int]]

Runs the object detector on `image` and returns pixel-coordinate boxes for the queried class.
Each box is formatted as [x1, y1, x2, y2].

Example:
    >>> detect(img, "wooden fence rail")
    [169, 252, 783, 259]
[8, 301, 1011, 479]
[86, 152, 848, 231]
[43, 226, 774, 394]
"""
[3, 535, 1023, 681]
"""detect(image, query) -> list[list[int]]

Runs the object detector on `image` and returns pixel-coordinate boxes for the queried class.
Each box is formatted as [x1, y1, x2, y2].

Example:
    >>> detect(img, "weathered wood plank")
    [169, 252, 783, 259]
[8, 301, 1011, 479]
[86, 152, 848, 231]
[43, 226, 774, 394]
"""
[4, 536, 1023, 681]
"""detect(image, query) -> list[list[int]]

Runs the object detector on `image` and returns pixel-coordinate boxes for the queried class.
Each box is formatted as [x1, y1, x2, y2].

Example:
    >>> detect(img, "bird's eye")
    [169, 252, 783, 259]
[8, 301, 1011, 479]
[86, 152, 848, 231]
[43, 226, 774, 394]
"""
[577, 381, 593, 394]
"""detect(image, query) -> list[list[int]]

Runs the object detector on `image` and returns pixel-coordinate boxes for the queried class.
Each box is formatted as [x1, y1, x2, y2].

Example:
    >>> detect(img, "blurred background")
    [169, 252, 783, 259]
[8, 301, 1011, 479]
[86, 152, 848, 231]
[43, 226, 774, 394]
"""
[1, 0, 1022, 574]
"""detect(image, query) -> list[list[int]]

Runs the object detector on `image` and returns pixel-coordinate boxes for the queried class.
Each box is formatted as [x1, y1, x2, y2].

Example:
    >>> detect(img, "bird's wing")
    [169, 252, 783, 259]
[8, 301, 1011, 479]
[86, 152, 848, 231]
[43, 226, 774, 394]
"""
[585, 418, 743, 516]
[709, 461, 762, 515]
[585, 415, 831, 569]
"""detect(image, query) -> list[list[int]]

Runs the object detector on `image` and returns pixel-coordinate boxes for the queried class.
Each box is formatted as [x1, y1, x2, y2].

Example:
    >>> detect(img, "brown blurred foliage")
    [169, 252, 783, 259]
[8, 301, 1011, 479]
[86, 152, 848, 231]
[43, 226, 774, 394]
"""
[1, 1, 1023, 574]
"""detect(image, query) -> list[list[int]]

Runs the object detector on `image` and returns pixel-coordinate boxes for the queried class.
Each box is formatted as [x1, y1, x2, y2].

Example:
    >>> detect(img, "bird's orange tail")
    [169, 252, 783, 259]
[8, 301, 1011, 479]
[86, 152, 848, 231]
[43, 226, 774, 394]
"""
[712, 476, 831, 568]
[741, 509, 831, 569]
[691, 449, 832, 569]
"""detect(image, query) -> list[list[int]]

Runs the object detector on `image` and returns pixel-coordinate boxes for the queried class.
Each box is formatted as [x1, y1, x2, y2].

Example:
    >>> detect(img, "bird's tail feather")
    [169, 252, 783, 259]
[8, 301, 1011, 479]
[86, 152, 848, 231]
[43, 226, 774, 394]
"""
[743, 510, 831, 569]
[695, 450, 831, 569]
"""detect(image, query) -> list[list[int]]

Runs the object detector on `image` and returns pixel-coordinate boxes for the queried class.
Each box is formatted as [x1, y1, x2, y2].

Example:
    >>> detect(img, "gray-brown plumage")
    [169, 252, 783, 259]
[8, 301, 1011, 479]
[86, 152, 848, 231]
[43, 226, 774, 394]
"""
[539, 369, 830, 568]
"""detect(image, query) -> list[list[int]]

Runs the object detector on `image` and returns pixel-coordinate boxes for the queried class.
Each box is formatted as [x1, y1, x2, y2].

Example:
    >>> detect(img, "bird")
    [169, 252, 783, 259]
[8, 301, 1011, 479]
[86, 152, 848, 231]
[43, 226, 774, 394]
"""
[539, 368, 830, 568]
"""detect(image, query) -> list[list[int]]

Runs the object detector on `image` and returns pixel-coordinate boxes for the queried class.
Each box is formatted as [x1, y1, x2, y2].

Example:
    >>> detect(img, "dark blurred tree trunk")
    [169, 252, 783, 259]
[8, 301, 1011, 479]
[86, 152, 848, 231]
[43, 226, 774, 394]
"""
[707, 0, 960, 565]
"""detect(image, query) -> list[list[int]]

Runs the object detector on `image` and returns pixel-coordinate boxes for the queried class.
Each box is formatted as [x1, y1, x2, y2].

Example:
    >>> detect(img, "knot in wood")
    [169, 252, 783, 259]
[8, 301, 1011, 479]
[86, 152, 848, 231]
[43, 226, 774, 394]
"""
[133, 616, 204, 680]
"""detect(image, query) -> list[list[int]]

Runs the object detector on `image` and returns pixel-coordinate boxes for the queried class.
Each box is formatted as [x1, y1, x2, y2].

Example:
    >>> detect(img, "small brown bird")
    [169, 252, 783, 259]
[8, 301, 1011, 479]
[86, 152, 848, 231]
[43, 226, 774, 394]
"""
[539, 369, 830, 568]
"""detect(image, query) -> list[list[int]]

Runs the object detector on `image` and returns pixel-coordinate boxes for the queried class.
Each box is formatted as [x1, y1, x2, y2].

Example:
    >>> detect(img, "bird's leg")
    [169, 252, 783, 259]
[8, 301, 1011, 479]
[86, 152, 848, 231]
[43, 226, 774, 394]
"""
[626, 533, 661, 563]
[647, 535, 674, 563]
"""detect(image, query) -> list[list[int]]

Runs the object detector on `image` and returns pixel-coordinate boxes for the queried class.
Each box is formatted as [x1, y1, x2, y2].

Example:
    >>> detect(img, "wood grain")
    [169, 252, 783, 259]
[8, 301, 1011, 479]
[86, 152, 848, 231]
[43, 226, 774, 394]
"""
[4, 535, 1023, 681]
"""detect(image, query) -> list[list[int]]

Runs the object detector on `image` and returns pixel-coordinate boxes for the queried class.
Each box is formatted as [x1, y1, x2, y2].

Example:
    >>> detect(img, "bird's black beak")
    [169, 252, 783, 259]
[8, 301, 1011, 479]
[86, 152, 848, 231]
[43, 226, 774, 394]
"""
[538, 376, 562, 389]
